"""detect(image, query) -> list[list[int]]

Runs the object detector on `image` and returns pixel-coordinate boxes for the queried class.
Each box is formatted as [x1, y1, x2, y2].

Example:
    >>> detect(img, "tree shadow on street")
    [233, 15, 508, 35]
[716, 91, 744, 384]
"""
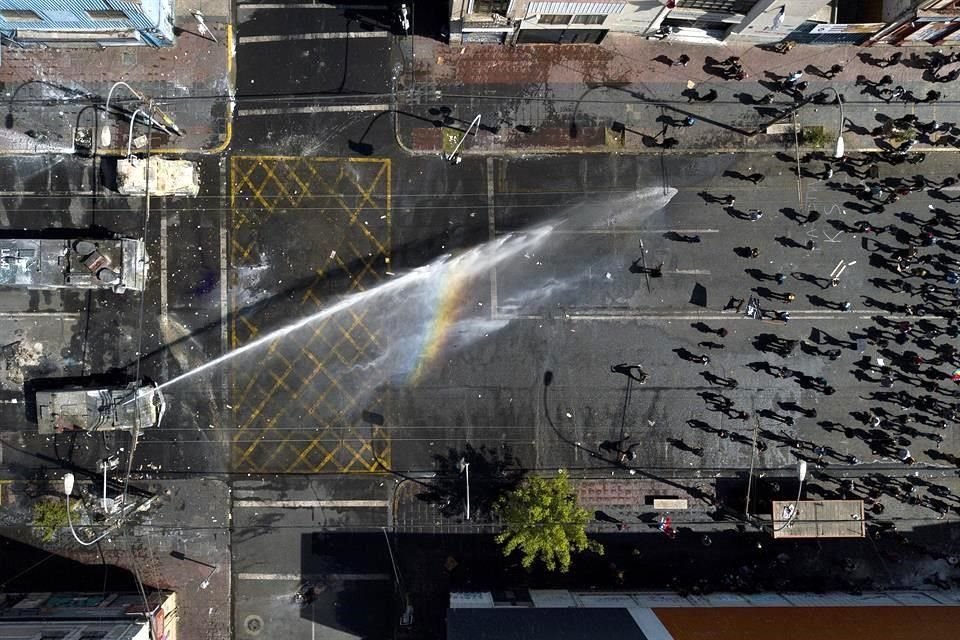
[415, 443, 526, 521]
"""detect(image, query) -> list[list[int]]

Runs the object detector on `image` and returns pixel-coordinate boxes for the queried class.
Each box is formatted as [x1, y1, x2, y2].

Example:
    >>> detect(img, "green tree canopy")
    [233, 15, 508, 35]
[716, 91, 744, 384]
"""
[494, 470, 602, 572]
[32, 497, 69, 542]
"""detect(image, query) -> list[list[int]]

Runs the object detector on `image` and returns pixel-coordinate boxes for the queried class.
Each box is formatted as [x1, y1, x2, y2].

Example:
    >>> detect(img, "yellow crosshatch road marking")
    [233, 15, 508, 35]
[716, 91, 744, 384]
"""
[229, 156, 391, 474]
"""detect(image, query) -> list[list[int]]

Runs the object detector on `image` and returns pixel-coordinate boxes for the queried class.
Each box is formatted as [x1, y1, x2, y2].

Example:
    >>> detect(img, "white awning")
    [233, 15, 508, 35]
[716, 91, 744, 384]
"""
[527, 2, 625, 16]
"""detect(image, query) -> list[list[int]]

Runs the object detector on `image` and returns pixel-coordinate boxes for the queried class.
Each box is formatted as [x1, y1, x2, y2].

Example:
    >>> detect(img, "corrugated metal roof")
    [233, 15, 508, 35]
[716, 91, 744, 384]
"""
[0, 0, 173, 45]
[527, 1, 625, 16]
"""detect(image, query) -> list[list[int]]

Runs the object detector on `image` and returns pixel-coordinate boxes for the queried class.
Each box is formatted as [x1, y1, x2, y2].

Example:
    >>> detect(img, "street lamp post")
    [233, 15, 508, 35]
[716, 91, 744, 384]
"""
[101, 80, 181, 149]
[199, 565, 218, 589]
[126, 107, 145, 158]
[63, 473, 113, 547]
[457, 457, 471, 520]
[820, 87, 845, 159]
[773, 460, 808, 532]
[443, 114, 481, 165]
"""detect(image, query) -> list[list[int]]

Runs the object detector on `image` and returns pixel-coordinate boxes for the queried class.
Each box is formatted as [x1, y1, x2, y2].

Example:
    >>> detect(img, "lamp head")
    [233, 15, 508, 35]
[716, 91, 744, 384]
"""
[63, 472, 75, 496]
[798, 460, 808, 481]
[833, 135, 845, 159]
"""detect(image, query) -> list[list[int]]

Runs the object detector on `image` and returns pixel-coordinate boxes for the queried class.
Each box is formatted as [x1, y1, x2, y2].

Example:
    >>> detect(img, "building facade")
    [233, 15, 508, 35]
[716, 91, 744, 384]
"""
[0, 591, 177, 640]
[0, 0, 174, 47]
[449, 0, 960, 46]
[449, 589, 960, 640]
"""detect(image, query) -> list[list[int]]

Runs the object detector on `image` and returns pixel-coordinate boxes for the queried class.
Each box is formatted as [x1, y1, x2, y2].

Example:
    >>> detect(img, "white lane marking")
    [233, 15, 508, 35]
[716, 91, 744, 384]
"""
[238, 3, 386, 9]
[159, 203, 168, 323]
[0, 190, 95, 196]
[238, 573, 391, 581]
[234, 499, 388, 508]
[0, 312, 83, 317]
[550, 229, 719, 234]
[487, 157, 497, 319]
[497, 313, 881, 321]
[238, 31, 389, 43]
[219, 158, 229, 424]
[671, 269, 711, 275]
[239, 103, 389, 116]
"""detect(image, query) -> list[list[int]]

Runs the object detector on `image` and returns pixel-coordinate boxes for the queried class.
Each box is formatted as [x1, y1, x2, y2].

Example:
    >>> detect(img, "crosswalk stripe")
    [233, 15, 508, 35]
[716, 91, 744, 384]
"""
[238, 3, 387, 9]
[234, 499, 387, 508]
[238, 572, 391, 581]
[238, 31, 389, 43]
[239, 103, 390, 116]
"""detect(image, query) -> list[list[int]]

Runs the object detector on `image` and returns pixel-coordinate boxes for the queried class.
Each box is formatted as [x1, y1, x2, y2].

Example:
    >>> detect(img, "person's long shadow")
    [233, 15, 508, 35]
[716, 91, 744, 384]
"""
[700, 371, 726, 386]
[722, 170, 751, 181]
[775, 236, 805, 249]
[773, 152, 794, 164]
[673, 347, 700, 362]
[734, 92, 775, 106]
[844, 201, 878, 214]
[806, 294, 836, 309]
[744, 268, 779, 282]
[827, 219, 859, 233]
[780, 207, 804, 224]
[845, 120, 873, 136]
[793, 271, 830, 288]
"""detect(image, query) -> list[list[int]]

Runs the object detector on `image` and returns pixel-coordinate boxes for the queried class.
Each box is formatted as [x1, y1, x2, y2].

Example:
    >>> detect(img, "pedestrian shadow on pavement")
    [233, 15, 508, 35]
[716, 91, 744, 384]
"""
[673, 347, 704, 363]
[744, 268, 780, 283]
[774, 236, 806, 249]
[779, 207, 805, 224]
[733, 92, 768, 105]
[793, 271, 831, 289]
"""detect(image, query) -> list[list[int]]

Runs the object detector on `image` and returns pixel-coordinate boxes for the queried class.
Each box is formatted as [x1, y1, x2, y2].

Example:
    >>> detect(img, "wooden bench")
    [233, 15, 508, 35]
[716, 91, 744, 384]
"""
[652, 498, 689, 510]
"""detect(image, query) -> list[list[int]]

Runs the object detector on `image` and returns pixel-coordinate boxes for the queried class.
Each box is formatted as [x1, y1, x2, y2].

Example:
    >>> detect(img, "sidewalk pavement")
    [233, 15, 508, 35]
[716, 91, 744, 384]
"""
[394, 468, 960, 541]
[0, 477, 230, 640]
[397, 35, 960, 156]
[0, 0, 233, 156]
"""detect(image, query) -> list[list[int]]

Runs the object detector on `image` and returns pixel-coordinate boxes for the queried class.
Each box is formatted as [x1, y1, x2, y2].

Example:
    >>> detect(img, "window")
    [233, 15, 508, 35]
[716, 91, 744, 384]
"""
[0, 10, 41, 22]
[539, 14, 571, 25]
[573, 15, 606, 25]
[87, 10, 127, 20]
[471, 0, 510, 13]
[677, 0, 758, 12]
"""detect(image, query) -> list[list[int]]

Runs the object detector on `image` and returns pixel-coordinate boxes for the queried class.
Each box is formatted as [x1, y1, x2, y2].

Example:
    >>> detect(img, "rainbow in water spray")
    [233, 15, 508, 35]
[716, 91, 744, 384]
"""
[148, 224, 556, 396]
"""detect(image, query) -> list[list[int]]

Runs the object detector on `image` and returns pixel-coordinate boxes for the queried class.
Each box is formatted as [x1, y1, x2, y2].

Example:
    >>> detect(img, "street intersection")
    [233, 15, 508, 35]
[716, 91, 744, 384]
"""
[1, 2, 960, 639]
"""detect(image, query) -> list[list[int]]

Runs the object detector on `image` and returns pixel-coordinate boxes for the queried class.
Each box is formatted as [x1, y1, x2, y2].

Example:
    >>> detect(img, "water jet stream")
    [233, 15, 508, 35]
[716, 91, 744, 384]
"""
[152, 224, 556, 394]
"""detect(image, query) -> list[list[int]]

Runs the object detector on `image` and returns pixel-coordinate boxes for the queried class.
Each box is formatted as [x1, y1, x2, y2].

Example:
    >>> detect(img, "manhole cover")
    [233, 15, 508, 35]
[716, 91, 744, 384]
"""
[244, 615, 263, 636]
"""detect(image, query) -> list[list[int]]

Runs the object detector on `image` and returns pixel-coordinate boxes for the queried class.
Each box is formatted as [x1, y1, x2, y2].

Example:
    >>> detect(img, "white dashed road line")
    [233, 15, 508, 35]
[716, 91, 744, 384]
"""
[239, 103, 390, 116]
[233, 499, 388, 508]
[238, 31, 389, 44]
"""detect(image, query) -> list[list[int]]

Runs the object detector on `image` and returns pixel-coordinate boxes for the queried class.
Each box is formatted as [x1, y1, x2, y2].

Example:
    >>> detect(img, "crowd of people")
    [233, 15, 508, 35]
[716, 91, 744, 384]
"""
[606, 48, 960, 539]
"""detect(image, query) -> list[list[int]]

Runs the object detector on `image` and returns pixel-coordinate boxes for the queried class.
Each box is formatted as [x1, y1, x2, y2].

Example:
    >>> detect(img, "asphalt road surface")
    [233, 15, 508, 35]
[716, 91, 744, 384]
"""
[2, 4, 960, 639]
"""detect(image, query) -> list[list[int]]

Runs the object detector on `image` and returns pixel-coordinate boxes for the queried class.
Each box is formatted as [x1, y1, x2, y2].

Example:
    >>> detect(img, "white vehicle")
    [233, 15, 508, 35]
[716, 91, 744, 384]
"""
[117, 157, 199, 196]
[35, 381, 165, 435]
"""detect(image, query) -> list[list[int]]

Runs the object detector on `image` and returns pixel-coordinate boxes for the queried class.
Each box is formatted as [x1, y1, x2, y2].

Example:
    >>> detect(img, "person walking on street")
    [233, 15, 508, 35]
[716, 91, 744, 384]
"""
[749, 209, 763, 221]
[825, 63, 844, 79]
[879, 52, 902, 68]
